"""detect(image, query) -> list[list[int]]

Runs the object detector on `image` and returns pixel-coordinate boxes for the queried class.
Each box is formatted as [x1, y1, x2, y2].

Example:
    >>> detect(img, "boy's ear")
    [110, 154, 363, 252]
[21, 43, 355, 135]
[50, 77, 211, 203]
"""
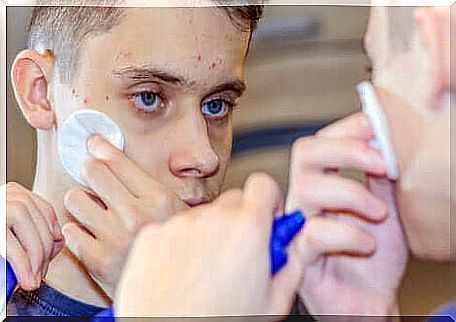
[415, 7, 450, 111]
[11, 49, 56, 130]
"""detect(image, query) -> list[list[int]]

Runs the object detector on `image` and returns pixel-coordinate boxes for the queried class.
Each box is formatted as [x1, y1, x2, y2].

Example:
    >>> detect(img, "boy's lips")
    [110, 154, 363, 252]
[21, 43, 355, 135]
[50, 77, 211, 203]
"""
[183, 197, 210, 207]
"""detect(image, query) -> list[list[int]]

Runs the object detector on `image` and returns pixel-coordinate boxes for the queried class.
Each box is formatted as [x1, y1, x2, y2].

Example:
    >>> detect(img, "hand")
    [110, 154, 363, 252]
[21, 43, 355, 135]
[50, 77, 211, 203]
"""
[62, 135, 189, 298]
[6, 182, 64, 291]
[115, 173, 300, 318]
[287, 113, 408, 319]
[115, 173, 378, 318]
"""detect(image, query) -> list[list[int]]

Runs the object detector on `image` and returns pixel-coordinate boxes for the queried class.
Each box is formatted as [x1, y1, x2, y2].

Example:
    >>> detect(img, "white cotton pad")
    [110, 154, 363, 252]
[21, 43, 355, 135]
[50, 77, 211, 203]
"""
[356, 81, 399, 180]
[58, 109, 125, 186]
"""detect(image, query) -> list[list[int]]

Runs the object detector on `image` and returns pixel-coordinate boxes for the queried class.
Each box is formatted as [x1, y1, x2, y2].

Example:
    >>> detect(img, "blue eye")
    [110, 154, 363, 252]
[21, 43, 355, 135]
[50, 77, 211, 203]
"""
[133, 91, 162, 112]
[201, 99, 231, 118]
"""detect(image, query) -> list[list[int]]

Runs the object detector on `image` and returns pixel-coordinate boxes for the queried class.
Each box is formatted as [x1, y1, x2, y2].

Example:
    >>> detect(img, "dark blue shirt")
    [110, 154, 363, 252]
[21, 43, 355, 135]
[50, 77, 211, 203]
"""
[427, 303, 456, 322]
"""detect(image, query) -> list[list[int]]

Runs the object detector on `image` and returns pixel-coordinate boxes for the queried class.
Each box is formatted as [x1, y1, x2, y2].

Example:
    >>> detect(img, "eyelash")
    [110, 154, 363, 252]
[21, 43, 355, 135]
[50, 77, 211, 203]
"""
[129, 90, 166, 115]
[202, 98, 237, 120]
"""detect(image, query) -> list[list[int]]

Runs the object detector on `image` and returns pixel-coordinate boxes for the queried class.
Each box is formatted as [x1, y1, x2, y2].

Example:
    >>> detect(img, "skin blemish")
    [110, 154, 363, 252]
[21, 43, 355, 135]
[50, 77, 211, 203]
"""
[197, 55, 202, 62]
[105, 95, 110, 101]
[83, 98, 88, 105]
[114, 51, 132, 62]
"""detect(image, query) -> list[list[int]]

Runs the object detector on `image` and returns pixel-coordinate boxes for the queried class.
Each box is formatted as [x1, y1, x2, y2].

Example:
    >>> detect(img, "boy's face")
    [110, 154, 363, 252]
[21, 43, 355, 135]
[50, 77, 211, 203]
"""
[365, 7, 452, 261]
[52, 7, 250, 206]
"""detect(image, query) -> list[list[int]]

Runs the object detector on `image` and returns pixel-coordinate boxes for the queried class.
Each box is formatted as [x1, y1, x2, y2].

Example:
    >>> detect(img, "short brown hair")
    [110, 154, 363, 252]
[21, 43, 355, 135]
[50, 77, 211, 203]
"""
[29, 1, 264, 83]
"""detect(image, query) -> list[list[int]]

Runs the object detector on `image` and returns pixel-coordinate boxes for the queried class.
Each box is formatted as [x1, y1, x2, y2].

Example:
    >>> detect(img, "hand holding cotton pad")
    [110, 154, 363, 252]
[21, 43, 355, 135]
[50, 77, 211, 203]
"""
[58, 109, 125, 186]
[357, 81, 399, 180]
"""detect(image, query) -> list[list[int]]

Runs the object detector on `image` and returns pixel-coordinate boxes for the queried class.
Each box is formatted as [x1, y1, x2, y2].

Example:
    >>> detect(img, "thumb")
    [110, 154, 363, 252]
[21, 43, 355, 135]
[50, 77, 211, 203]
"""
[366, 176, 397, 220]
[243, 173, 283, 225]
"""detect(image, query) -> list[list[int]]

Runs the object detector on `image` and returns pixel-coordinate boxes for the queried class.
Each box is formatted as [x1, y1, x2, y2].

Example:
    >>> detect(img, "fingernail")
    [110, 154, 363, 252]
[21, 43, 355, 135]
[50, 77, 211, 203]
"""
[87, 135, 103, 157]
[87, 135, 97, 155]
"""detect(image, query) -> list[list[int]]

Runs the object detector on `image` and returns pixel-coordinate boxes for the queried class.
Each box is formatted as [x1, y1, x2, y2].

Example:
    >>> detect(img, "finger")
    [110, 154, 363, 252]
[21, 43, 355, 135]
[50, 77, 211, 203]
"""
[293, 174, 387, 222]
[64, 187, 117, 240]
[81, 159, 174, 230]
[243, 173, 283, 224]
[317, 113, 374, 140]
[7, 183, 63, 254]
[30, 194, 65, 260]
[214, 188, 243, 212]
[19, 194, 55, 278]
[7, 202, 45, 279]
[366, 176, 397, 216]
[296, 217, 377, 265]
[62, 223, 103, 275]
[31, 191, 63, 242]
[6, 229, 38, 291]
[81, 158, 135, 211]
[87, 135, 168, 198]
[291, 137, 386, 175]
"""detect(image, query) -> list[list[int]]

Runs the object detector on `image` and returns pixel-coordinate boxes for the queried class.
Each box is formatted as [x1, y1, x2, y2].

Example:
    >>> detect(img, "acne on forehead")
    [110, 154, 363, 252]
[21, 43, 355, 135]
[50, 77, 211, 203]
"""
[64, 6, 252, 121]
[114, 51, 133, 62]
[107, 7, 249, 58]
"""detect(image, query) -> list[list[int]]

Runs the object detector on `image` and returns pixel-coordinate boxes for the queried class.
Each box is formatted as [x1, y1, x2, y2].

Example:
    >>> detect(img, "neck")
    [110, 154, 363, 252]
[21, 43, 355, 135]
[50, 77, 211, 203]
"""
[33, 129, 111, 308]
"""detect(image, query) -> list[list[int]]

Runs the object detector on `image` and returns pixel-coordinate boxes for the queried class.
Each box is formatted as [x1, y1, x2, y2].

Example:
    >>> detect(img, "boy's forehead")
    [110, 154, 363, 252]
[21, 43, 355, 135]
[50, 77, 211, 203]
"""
[76, 7, 250, 87]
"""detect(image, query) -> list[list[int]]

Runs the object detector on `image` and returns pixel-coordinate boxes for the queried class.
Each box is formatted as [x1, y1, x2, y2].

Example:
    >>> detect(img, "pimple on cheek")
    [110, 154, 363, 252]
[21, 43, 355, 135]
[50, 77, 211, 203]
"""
[71, 88, 80, 98]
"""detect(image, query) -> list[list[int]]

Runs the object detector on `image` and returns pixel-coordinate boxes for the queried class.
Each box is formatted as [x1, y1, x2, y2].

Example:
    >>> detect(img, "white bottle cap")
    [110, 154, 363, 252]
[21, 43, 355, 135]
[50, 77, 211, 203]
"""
[357, 81, 399, 180]
[58, 109, 125, 186]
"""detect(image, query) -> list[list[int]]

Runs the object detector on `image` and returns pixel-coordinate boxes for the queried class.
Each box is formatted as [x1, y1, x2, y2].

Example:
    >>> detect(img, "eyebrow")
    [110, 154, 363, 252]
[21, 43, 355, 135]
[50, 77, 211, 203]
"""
[206, 80, 246, 97]
[112, 65, 246, 96]
[112, 65, 189, 86]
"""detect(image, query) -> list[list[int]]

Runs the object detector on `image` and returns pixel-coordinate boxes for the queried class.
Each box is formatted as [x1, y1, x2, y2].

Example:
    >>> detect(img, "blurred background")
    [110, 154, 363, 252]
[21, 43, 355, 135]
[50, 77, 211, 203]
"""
[7, 5, 455, 316]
